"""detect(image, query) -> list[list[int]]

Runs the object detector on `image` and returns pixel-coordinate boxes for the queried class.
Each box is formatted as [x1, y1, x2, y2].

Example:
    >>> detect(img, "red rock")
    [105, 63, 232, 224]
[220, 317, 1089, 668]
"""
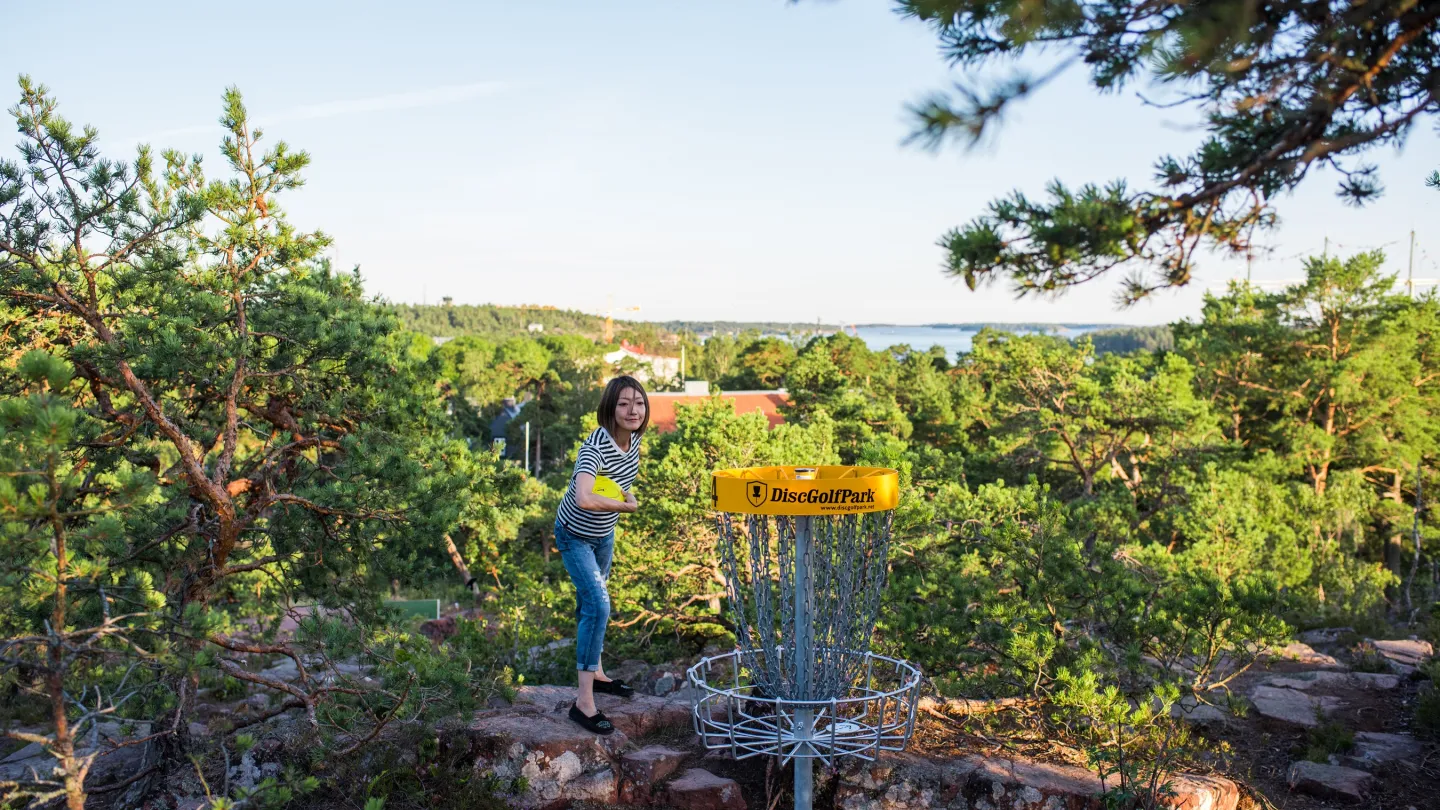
[1338, 731, 1423, 770]
[835, 752, 1238, 810]
[465, 710, 628, 764]
[1287, 760, 1373, 802]
[1169, 696, 1233, 727]
[620, 745, 688, 804]
[624, 744, 687, 784]
[419, 614, 496, 644]
[1368, 638, 1433, 674]
[561, 768, 618, 805]
[1248, 685, 1341, 727]
[1263, 670, 1399, 691]
[418, 616, 456, 642]
[456, 710, 627, 808]
[609, 659, 653, 684]
[837, 752, 975, 807]
[964, 754, 1113, 808]
[1268, 642, 1344, 668]
[510, 684, 691, 738]
[665, 768, 746, 810]
[1299, 627, 1353, 644]
[511, 684, 577, 711]
[453, 684, 698, 807]
[1161, 773, 1241, 810]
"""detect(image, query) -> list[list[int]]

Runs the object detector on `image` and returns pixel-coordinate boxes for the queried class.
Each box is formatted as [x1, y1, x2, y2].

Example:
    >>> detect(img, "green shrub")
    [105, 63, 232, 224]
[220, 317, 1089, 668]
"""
[1349, 645, 1392, 674]
[1417, 684, 1440, 740]
[1303, 720, 1355, 763]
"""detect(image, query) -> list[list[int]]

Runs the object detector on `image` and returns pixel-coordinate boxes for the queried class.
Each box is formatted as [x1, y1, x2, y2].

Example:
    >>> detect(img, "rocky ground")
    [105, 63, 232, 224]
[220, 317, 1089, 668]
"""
[437, 682, 1243, 810]
[1174, 631, 1437, 809]
[436, 632, 1437, 809]
[1, 631, 1433, 809]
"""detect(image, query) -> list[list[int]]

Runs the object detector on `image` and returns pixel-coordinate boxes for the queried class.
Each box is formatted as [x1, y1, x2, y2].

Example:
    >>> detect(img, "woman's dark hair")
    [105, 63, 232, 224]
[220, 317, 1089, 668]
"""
[597, 375, 649, 438]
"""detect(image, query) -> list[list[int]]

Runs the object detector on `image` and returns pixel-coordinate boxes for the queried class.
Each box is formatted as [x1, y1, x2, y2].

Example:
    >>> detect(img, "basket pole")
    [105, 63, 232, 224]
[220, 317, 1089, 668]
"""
[794, 515, 814, 810]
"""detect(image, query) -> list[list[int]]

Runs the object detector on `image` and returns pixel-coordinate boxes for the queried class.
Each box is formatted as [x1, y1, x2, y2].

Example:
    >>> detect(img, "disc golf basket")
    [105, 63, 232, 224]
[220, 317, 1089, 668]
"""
[687, 466, 922, 809]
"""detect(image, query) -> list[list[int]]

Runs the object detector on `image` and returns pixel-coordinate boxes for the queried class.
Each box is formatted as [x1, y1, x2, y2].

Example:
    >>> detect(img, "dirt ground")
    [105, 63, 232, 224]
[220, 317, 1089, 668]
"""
[1200, 657, 1437, 810]
[904, 654, 1439, 810]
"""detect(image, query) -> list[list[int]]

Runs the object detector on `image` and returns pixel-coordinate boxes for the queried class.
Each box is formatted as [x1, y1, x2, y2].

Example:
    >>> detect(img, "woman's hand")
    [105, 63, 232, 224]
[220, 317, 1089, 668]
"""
[622, 491, 638, 514]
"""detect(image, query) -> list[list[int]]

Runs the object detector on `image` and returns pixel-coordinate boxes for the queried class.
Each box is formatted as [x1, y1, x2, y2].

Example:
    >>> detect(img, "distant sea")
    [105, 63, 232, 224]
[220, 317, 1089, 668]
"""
[851, 324, 1111, 360]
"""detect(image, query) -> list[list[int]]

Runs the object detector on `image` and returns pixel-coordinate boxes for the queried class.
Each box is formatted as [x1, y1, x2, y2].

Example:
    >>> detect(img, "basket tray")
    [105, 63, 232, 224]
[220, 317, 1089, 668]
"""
[687, 648, 922, 763]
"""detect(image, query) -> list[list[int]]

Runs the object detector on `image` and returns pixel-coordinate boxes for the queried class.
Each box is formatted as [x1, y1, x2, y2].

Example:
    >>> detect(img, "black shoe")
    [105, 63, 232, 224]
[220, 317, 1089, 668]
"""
[592, 677, 635, 698]
[568, 702, 615, 735]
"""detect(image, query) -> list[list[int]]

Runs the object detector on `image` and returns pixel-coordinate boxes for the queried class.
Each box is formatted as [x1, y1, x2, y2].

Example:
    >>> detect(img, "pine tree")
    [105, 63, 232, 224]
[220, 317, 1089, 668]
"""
[0, 351, 161, 810]
[0, 78, 506, 800]
[963, 330, 1211, 499]
[899, 0, 1440, 302]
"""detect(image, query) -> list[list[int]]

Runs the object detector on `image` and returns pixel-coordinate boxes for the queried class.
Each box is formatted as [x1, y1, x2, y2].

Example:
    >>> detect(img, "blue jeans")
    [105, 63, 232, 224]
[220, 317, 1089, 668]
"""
[554, 520, 614, 671]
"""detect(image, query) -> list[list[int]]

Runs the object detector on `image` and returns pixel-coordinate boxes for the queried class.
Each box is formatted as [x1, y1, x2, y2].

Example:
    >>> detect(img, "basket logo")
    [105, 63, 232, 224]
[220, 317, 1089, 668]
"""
[746, 481, 768, 508]
[768, 487, 876, 506]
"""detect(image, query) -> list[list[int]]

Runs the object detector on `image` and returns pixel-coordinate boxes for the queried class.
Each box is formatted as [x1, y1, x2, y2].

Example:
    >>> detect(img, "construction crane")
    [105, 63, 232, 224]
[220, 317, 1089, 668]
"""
[604, 293, 640, 344]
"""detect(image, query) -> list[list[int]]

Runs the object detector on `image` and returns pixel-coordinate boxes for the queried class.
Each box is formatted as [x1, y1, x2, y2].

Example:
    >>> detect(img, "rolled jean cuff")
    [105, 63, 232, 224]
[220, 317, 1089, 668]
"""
[578, 663, 601, 672]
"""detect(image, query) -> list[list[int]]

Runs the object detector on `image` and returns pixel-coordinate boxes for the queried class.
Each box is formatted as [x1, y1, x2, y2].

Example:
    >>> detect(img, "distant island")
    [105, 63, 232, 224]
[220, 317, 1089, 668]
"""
[659, 320, 842, 335]
[389, 303, 1172, 354]
[862, 322, 1132, 331]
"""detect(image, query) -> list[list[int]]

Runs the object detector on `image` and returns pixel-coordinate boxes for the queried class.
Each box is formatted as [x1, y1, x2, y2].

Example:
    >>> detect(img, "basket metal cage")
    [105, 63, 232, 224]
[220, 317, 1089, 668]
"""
[688, 647, 921, 763]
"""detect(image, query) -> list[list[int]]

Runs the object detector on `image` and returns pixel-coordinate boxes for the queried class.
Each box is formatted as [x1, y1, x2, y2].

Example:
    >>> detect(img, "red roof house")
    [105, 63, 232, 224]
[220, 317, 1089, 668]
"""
[646, 386, 789, 433]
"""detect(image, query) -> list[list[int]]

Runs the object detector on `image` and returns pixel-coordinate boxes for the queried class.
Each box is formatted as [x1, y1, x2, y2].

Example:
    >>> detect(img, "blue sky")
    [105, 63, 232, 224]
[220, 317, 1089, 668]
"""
[6, 1, 1437, 325]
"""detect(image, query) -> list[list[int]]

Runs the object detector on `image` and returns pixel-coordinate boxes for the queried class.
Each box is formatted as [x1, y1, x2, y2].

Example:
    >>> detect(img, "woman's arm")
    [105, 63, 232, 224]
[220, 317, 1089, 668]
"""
[573, 473, 638, 514]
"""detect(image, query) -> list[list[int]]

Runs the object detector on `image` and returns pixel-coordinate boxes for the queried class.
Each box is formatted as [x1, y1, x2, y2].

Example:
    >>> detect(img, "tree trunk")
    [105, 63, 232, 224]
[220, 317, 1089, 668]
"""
[1386, 533, 1405, 591]
[1404, 463, 1425, 612]
[443, 533, 483, 604]
[47, 464, 87, 810]
[1385, 470, 1405, 603]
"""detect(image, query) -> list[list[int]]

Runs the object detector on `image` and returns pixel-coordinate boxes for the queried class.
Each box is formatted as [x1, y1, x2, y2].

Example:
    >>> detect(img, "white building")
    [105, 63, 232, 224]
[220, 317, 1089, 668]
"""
[603, 340, 680, 384]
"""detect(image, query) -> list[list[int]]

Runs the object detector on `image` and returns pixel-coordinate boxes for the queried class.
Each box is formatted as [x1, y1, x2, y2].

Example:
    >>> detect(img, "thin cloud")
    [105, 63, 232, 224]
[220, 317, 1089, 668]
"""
[282, 80, 511, 121]
[130, 80, 513, 144]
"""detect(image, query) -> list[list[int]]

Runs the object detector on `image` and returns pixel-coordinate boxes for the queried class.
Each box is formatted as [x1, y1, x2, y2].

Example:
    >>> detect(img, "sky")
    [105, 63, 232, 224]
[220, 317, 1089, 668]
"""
[5, 1, 1438, 326]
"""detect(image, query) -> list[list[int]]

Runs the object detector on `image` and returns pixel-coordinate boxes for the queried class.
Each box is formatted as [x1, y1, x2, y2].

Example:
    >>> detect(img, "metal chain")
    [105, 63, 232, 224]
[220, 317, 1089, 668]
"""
[717, 511, 894, 701]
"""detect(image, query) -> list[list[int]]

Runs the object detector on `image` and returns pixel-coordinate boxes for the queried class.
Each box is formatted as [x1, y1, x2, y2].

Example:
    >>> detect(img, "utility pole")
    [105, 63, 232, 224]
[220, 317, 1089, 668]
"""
[524, 421, 530, 475]
[1323, 236, 1329, 258]
[1406, 460, 1423, 611]
[680, 345, 686, 381]
[1408, 229, 1417, 299]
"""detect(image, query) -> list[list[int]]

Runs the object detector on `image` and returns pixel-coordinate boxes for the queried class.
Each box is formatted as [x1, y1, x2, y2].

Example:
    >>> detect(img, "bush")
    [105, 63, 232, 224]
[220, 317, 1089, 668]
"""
[1417, 681, 1440, 740]
[1303, 720, 1355, 763]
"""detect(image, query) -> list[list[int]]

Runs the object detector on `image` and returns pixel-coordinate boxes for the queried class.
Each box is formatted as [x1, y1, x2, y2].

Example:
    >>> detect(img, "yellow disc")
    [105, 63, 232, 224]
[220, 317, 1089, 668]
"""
[711, 466, 898, 515]
[592, 474, 625, 501]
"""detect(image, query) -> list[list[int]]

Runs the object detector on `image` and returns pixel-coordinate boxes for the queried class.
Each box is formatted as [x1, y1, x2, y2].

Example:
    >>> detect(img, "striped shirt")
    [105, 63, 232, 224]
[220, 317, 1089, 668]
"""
[556, 427, 642, 538]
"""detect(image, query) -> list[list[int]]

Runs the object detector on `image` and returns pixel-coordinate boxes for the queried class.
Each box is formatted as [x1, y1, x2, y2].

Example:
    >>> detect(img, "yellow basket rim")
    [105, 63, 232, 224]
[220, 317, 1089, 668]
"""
[712, 464, 898, 480]
[710, 466, 899, 515]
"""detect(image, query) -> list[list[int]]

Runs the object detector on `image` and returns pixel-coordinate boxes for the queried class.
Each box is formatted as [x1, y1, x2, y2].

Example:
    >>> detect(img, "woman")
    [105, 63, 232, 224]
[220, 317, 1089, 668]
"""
[555, 375, 647, 734]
